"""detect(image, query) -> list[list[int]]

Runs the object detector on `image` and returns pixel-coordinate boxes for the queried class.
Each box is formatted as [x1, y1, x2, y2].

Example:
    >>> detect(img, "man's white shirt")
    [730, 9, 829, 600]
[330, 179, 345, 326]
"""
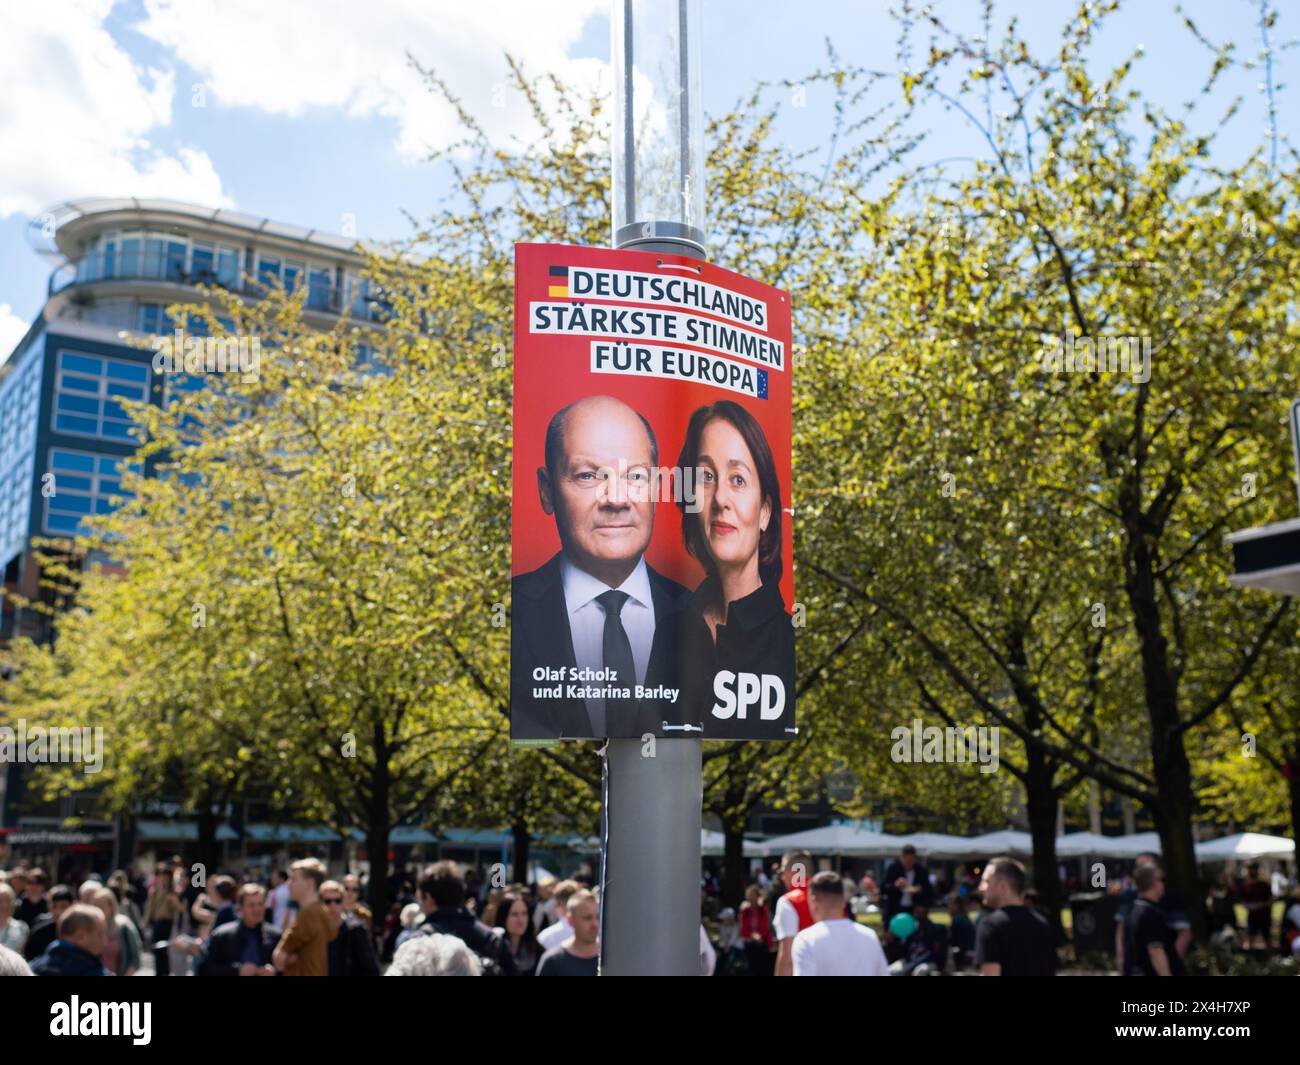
[537, 916, 573, 951]
[773, 894, 800, 940]
[792, 919, 890, 976]
[561, 556, 655, 720]
[269, 882, 290, 929]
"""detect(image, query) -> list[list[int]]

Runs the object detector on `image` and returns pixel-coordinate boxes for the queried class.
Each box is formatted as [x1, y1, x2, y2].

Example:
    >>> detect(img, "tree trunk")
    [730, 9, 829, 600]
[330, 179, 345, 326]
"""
[364, 738, 392, 932]
[1023, 749, 1064, 937]
[1286, 754, 1300, 871]
[1153, 794, 1203, 941]
[364, 824, 390, 935]
[722, 816, 747, 910]
[196, 800, 220, 880]
[512, 820, 531, 884]
[1123, 492, 1207, 941]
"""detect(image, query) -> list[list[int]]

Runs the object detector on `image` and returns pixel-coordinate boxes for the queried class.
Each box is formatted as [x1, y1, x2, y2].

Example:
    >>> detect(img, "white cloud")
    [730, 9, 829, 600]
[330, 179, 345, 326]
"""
[0, 0, 231, 219]
[136, 0, 609, 163]
[0, 304, 31, 364]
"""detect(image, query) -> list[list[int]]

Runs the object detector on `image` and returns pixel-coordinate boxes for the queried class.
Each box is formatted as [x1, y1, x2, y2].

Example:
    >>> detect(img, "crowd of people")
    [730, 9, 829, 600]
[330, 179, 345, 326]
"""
[0, 855, 606, 977]
[1, 845, 1296, 976]
[705, 845, 1300, 977]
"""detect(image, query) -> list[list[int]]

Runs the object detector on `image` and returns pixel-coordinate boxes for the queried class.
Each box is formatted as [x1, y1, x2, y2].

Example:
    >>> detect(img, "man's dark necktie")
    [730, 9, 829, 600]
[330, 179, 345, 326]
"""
[595, 589, 636, 735]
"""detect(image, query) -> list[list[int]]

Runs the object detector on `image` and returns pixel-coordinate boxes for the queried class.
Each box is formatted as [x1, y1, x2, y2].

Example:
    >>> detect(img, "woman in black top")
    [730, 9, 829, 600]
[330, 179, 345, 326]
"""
[676, 401, 795, 739]
[493, 891, 540, 975]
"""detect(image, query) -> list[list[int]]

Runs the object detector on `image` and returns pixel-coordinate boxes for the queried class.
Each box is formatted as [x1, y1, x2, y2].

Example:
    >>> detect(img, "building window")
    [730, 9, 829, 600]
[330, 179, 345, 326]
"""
[85, 232, 241, 288]
[0, 456, 33, 554]
[307, 268, 333, 311]
[139, 302, 163, 335]
[44, 449, 142, 536]
[53, 351, 151, 442]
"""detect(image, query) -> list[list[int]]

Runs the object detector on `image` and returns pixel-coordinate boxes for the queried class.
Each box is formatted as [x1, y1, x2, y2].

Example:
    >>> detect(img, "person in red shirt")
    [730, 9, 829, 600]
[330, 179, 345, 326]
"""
[740, 883, 774, 976]
[773, 850, 815, 977]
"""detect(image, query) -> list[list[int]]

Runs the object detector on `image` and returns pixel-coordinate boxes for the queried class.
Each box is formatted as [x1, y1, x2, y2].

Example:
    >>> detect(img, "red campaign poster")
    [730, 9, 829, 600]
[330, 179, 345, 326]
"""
[510, 243, 794, 743]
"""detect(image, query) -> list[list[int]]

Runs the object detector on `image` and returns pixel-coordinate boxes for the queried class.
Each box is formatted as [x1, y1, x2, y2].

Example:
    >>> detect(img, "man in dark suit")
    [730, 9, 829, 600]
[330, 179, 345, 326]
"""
[197, 883, 280, 976]
[512, 395, 708, 740]
[882, 845, 934, 923]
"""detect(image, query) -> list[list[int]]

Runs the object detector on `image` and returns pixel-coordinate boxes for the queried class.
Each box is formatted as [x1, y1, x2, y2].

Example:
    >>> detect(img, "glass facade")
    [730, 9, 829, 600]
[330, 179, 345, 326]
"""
[0, 349, 41, 561]
[76, 231, 243, 289]
[53, 351, 150, 441]
[43, 448, 142, 536]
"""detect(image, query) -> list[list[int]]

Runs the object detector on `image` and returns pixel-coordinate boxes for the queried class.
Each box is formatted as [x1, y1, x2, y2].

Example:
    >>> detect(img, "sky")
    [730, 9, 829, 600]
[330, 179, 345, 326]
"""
[0, 0, 1294, 362]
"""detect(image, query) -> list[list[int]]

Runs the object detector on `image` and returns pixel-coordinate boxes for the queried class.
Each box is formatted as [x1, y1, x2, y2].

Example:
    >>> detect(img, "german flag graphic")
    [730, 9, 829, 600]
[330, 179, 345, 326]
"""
[547, 264, 569, 298]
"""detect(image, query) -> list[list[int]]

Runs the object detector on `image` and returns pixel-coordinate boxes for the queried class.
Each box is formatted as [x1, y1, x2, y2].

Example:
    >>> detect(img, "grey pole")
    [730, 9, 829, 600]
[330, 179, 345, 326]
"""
[600, 0, 705, 976]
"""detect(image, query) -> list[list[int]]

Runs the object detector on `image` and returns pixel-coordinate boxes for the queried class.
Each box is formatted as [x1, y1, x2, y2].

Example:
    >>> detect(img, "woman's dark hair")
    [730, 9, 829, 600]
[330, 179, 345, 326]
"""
[492, 891, 538, 952]
[675, 399, 783, 586]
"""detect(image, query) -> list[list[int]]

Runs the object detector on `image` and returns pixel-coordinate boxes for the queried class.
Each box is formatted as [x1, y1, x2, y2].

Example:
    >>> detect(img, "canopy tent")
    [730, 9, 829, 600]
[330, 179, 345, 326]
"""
[1082, 831, 1161, 858]
[701, 830, 764, 858]
[1055, 831, 1120, 858]
[1195, 832, 1295, 861]
[752, 824, 904, 858]
[963, 830, 1034, 856]
[903, 832, 981, 859]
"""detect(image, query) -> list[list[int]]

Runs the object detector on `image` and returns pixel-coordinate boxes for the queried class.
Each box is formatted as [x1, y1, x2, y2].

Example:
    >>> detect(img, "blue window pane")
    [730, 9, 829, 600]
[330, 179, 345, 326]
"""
[106, 381, 144, 399]
[61, 353, 102, 375]
[57, 475, 93, 492]
[144, 238, 164, 279]
[120, 238, 140, 276]
[56, 414, 99, 435]
[62, 375, 100, 393]
[95, 498, 115, 514]
[308, 270, 332, 311]
[52, 451, 95, 472]
[139, 303, 162, 333]
[258, 258, 280, 286]
[217, 249, 238, 287]
[102, 423, 135, 441]
[192, 246, 215, 282]
[53, 495, 93, 515]
[46, 513, 82, 533]
[58, 393, 100, 414]
[103, 401, 129, 421]
[106, 361, 149, 383]
[99, 479, 121, 495]
[165, 241, 187, 282]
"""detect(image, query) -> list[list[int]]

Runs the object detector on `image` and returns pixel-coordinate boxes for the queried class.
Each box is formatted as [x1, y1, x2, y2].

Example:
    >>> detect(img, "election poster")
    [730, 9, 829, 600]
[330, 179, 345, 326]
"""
[510, 243, 794, 743]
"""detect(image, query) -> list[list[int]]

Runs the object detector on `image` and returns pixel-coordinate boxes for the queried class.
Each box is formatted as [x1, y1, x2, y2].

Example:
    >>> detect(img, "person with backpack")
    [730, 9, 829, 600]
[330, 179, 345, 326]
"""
[413, 861, 516, 976]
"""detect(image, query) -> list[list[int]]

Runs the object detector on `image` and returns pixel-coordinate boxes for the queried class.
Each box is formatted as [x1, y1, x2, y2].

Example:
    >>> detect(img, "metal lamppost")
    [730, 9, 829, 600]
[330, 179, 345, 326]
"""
[600, 0, 705, 976]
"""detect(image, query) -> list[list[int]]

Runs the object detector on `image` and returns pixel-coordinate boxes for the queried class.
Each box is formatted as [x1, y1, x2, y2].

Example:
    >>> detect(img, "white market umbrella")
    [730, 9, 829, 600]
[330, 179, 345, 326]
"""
[1055, 831, 1119, 858]
[900, 832, 981, 859]
[701, 830, 764, 858]
[755, 823, 904, 858]
[1102, 832, 1163, 859]
[1195, 832, 1295, 861]
[964, 830, 1034, 855]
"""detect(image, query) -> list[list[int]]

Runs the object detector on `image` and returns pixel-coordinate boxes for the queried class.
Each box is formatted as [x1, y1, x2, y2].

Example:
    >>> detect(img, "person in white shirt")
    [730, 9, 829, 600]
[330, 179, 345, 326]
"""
[268, 869, 291, 931]
[792, 871, 889, 976]
[536, 880, 581, 951]
[699, 924, 716, 975]
[773, 849, 813, 977]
